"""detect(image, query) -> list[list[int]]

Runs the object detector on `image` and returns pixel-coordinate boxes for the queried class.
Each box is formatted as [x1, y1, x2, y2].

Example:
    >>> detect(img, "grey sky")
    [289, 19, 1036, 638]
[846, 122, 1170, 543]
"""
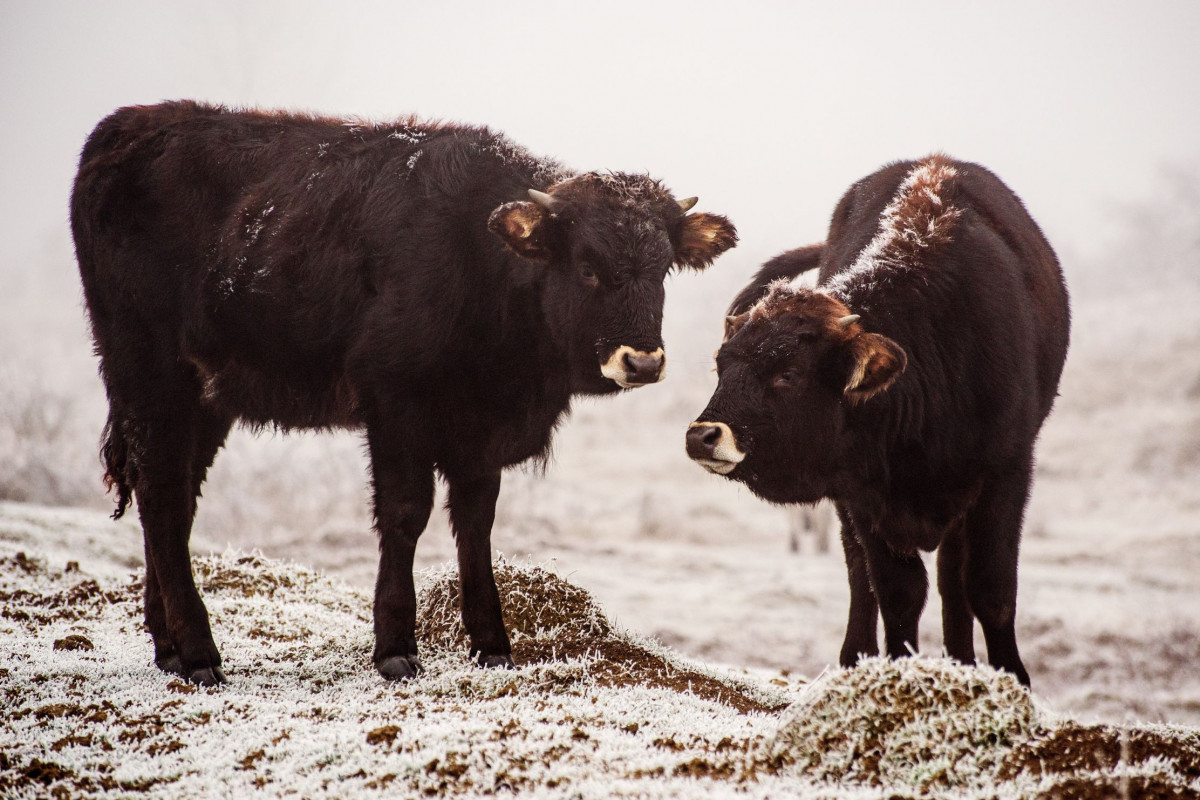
[2, 1, 1198, 282]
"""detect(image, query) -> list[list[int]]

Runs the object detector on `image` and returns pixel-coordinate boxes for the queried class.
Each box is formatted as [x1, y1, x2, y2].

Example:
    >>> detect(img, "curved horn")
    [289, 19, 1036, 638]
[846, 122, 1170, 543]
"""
[837, 314, 861, 329]
[677, 196, 699, 213]
[528, 188, 561, 212]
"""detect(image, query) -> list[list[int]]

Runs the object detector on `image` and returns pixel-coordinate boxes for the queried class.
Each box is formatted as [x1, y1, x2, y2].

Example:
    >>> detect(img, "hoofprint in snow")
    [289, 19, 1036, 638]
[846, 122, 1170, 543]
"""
[2, 503, 1198, 799]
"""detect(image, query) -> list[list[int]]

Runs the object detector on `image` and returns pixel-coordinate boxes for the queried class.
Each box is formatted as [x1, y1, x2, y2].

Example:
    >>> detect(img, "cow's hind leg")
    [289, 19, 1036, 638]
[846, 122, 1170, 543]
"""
[964, 461, 1033, 686]
[836, 506, 880, 667]
[127, 397, 227, 685]
[937, 519, 976, 665]
[366, 419, 435, 680]
[445, 470, 512, 669]
[141, 406, 233, 676]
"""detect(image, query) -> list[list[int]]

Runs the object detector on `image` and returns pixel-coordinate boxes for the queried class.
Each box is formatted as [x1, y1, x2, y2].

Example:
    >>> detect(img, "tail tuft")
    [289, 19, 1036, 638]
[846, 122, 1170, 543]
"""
[100, 414, 136, 519]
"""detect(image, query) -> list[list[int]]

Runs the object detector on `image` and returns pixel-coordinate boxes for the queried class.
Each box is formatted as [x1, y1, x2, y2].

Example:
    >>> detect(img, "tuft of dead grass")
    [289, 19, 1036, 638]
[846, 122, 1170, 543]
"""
[761, 657, 1045, 789]
[416, 560, 786, 714]
[417, 560, 611, 651]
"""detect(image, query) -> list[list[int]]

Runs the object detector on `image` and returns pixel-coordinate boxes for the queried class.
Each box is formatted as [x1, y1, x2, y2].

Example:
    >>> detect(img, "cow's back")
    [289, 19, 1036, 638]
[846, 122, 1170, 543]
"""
[955, 163, 1070, 424]
[819, 157, 1070, 470]
[71, 102, 511, 428]
[73, 102, 291, 335]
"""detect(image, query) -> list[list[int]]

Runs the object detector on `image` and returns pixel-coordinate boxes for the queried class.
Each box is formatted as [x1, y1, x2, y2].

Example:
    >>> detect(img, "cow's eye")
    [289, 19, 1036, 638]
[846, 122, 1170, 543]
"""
[772, 369, 799, 389]
[579, 265, 599, 286]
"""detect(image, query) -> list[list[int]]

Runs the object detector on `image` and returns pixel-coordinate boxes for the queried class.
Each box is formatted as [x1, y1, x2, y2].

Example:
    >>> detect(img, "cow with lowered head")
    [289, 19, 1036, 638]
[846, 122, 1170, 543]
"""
[72, 101, 737, 685]
[687, 155, 1069, 686]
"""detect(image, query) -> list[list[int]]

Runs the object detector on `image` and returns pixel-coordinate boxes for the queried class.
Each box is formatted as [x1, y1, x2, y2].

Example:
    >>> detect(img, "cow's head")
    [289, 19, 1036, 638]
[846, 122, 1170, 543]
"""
[488, 173, 737, 394]
[686, 284, 906, 503]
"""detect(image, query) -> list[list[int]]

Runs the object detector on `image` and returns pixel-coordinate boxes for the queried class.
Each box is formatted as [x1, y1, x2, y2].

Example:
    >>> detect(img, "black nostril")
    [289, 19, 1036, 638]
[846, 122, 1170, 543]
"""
[686, 424, 719, 458]
[622, 351, 664, 384]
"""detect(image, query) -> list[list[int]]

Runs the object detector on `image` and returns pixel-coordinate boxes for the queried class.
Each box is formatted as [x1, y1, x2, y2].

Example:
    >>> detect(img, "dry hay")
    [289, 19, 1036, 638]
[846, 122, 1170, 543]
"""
[762, 656, 1045, 790]
[759, 656, 1200, 797]
[417, 559, 611, 650]
[416, 559, 786, 714]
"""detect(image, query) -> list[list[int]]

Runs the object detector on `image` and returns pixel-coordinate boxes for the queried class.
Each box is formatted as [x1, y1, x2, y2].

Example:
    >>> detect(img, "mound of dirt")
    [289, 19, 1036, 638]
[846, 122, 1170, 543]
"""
[760, 657, 1200, 797]
[1000, 723, 1200, 800]
[763, 657, 1044, 790]
[416, 561, 785, 714]
[417, 560, 611, 650]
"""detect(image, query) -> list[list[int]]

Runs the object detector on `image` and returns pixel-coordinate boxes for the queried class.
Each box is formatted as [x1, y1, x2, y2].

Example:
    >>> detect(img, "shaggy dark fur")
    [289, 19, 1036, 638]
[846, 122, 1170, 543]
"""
[72, 101, 737, 684]
[688, 155, 1069, 686]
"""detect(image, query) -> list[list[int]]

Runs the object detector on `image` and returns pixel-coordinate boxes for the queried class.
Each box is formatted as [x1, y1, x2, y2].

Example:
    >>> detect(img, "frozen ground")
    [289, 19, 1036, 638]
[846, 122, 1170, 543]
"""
[2, 525, 1198, 799]
[2, 176, 1199, 733]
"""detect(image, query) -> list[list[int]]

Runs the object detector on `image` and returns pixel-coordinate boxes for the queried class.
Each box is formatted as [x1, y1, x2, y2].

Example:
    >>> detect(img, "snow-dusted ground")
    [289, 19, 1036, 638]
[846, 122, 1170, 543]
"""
[160, 276, 1200, 728]
[3, 512, 1198, 799]
[2, 176, 1199, 741]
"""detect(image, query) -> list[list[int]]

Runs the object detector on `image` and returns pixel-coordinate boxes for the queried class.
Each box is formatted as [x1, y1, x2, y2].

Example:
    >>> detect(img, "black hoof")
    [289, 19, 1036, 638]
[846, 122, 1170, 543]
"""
[476, 653, 516, 670]
[187, 666, 226, 686]
[377, 655, 423, 681]
[155, 654, 184, 676]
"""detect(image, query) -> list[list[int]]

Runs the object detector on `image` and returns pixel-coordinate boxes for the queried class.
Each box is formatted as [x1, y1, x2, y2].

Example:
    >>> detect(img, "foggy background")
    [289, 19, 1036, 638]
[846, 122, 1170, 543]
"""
[2, 1, 1199, 723]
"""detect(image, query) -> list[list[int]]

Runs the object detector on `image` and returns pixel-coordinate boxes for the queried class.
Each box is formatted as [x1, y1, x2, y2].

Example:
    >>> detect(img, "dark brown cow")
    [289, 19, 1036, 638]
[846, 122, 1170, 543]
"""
[687, 155, 1069, 686]
[71, 101, 737, 685]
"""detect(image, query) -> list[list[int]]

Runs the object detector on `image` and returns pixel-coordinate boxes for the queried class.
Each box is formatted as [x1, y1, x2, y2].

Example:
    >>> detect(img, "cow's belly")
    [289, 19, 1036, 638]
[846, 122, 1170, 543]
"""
[434, 393, 569, 475]
[191, 357, 361, 431]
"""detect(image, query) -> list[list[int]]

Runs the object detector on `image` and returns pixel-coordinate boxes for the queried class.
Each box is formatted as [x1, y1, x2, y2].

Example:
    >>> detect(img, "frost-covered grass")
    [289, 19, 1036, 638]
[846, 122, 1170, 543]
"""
[2, 168, 1199, 735]
[2, 504, 1198, 799]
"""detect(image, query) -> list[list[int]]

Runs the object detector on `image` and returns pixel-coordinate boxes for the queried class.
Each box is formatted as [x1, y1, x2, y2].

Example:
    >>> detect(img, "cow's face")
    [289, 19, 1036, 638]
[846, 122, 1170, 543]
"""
[686, 286, 906, 503]
[489, 173, 737, 394]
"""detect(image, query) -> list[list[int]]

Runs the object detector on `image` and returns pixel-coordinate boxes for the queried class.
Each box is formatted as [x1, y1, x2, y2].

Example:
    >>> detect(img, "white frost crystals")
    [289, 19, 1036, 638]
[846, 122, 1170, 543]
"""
[387, 124, 426, 146]
[768, 656, 1044, 790]
[817, 157, 962, 302]
[244, 203, 274, 245]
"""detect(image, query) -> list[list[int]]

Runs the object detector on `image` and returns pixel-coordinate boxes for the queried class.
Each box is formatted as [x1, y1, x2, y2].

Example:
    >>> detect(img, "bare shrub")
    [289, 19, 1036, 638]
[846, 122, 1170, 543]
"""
[0, 378, 103, 507]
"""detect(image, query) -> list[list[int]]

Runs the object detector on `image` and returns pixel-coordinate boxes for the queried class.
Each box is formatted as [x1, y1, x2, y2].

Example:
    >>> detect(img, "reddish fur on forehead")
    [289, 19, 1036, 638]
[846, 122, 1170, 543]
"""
[751, 285, 860, 340]
[548, 171, 675, 210]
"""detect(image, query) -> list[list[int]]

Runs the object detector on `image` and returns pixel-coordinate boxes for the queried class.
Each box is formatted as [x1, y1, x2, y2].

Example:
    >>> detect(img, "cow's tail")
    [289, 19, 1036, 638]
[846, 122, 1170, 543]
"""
[100, 411, 137, 520]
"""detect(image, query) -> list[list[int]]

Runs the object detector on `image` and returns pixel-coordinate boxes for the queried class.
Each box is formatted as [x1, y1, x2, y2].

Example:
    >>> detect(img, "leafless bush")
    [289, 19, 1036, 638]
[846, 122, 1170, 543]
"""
[0, 378, 104, 507]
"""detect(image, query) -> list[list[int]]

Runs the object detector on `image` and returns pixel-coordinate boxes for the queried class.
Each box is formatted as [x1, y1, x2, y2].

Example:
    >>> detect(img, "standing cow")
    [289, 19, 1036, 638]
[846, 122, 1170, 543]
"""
[72, 101, 737, 685]
[687, 155, 1068, 685]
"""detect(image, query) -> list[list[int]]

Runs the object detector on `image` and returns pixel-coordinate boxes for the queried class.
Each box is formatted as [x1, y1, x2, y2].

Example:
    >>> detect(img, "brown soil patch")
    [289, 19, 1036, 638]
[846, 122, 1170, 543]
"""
[1000, 723, 1200, 782]
[1032, 775, 1196, 800]
[418, 562, 784, 714]
[192, 554, 297, 597]
[53, 634, 94, 651]
[514, 637, 786, 715]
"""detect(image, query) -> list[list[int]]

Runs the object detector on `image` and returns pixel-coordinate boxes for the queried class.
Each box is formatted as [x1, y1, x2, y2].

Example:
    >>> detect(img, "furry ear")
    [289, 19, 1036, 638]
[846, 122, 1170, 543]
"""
[673, 212, 738, 270]
[487, 201, 557, 261]
[843, 332, 907, 402]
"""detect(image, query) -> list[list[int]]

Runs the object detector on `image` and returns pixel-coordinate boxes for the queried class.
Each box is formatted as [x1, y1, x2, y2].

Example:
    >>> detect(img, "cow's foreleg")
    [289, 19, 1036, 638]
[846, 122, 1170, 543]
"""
[446, 470, 512, 669]
[367, 426, 434, 681]
[937, 519, 976, 666]
[836, 506, 879, 667]
[964, 463, 1033, 686]
[860, 530, 928, 660]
